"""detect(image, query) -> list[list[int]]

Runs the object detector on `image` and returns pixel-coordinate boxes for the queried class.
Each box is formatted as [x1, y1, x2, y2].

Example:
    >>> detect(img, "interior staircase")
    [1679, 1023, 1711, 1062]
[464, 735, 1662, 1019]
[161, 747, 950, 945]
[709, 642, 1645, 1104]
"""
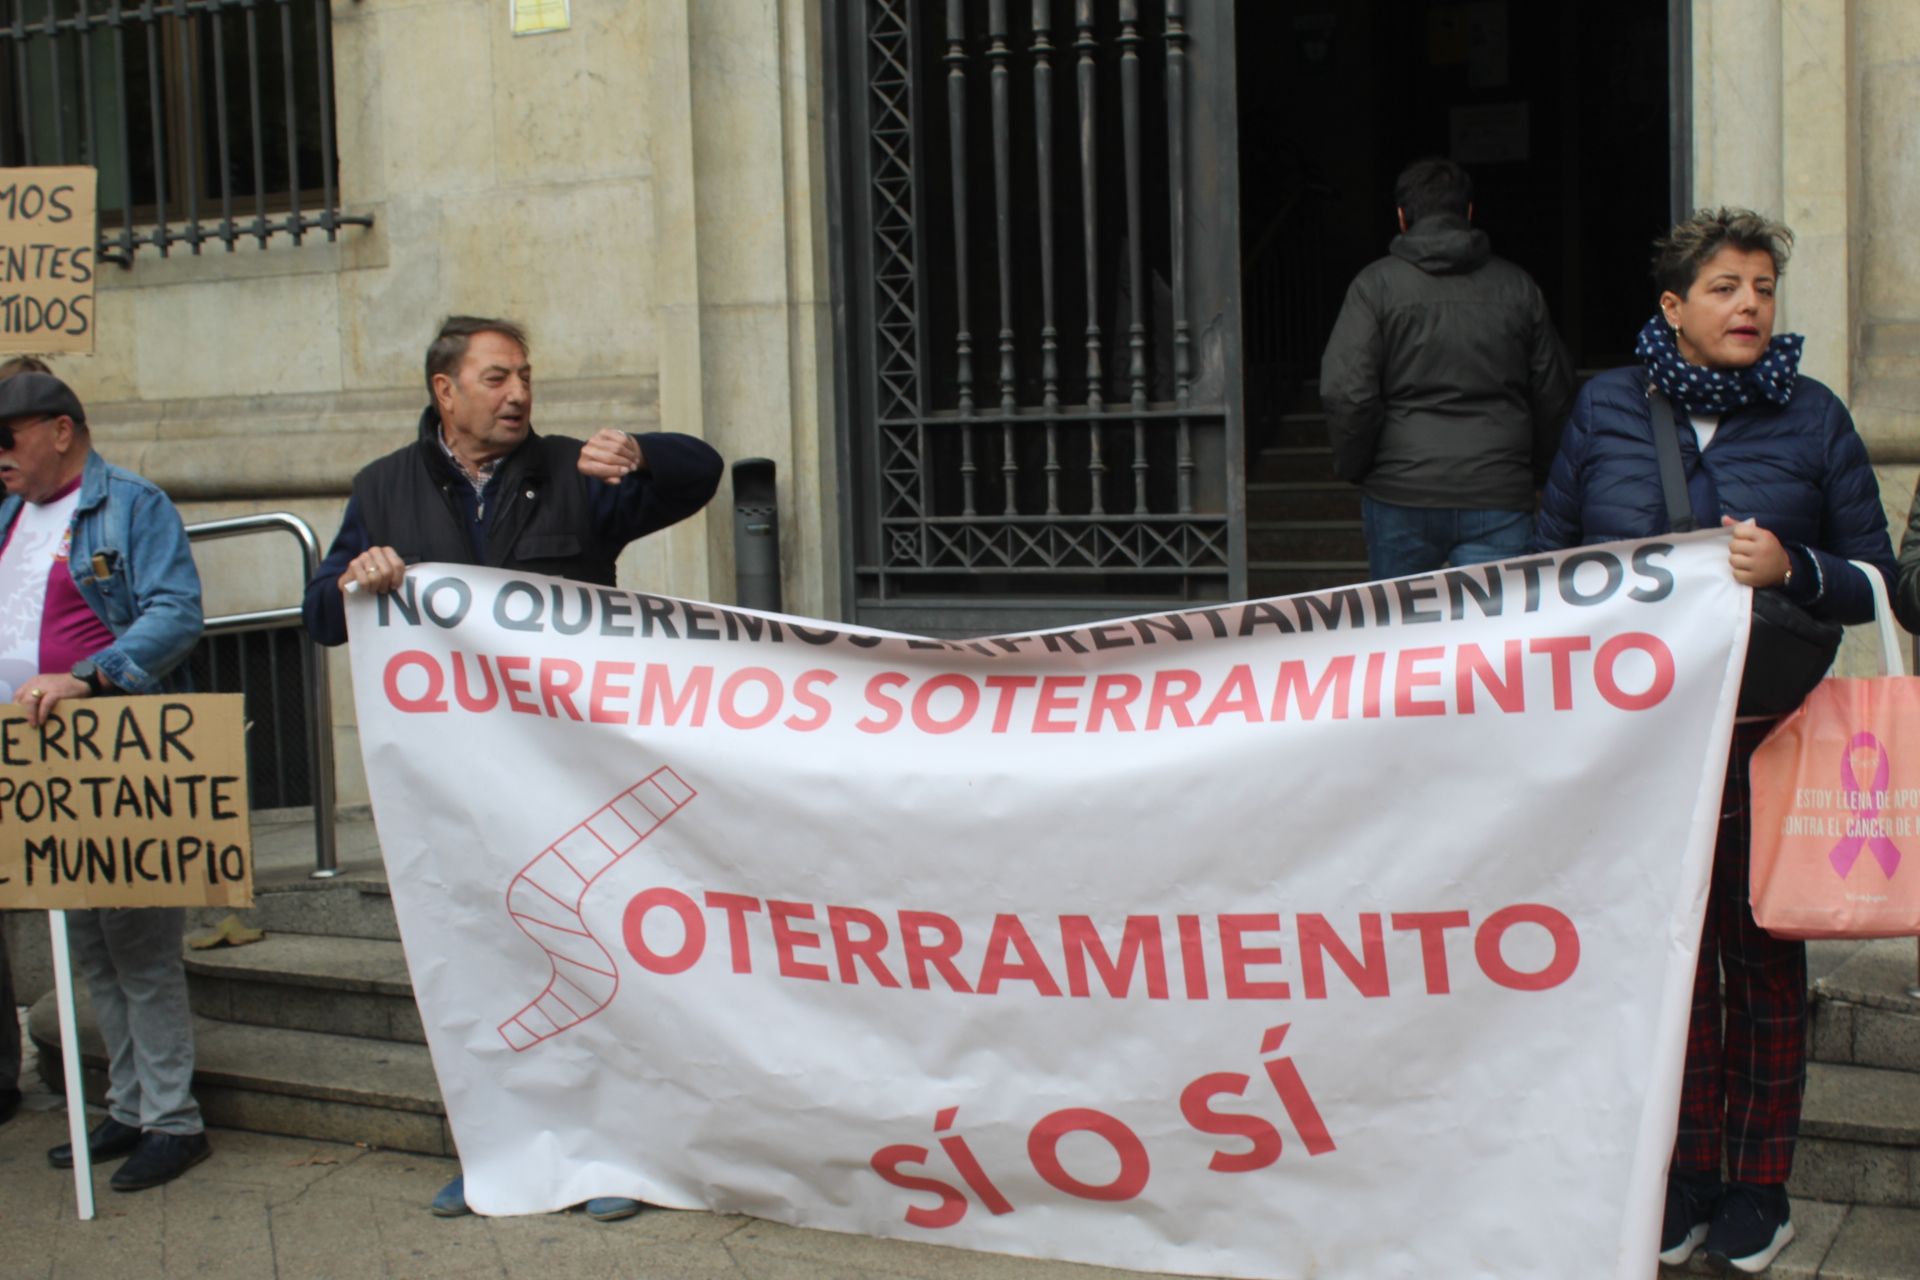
[1246, 406, 1368, 599]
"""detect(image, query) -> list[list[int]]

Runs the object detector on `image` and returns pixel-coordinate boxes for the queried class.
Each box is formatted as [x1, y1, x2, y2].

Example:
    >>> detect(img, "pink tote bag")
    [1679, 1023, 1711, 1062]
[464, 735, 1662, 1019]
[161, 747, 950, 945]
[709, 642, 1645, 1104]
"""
[1749, 563, 1920, 940]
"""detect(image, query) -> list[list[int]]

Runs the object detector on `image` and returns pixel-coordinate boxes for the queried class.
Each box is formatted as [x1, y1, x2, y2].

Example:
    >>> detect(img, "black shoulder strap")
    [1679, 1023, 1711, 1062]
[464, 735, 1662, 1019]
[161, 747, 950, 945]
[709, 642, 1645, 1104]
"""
[1646, 388, 1697, 534]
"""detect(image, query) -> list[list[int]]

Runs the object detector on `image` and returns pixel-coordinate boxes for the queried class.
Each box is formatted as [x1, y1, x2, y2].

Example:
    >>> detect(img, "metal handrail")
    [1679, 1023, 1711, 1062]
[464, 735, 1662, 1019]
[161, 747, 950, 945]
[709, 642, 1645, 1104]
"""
[186, 512, 339, 879]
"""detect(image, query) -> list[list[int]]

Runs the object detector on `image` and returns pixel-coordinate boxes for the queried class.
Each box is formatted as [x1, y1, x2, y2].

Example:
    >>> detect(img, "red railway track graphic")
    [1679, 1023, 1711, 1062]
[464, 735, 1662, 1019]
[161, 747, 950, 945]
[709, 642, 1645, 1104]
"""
[496, 767, 696, 1051]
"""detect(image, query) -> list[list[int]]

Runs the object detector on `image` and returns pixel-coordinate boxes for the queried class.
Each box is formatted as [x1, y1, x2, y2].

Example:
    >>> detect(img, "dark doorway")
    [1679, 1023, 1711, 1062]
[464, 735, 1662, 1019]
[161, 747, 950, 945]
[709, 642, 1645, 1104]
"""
[826, 0, 1246, 636]
[1239, 0, 1674, 404]
[1236, 0, 1675, 594]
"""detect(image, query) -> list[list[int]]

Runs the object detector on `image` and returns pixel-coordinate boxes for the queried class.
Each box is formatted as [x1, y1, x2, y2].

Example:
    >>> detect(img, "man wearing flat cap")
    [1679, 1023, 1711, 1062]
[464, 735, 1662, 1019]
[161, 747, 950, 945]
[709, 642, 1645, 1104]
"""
[0, 369, 210, 1190]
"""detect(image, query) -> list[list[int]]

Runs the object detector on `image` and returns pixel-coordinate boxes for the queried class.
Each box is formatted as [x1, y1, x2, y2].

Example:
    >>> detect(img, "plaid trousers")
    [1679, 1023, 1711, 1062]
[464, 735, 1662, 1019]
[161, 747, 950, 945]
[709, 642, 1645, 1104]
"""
[1674, 719, 1807, 1185]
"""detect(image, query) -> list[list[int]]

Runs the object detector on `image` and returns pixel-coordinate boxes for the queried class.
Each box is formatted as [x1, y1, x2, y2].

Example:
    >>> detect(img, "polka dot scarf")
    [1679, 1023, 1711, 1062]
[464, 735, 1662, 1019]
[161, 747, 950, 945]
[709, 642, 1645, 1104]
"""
[1635, 314, 1804, 416]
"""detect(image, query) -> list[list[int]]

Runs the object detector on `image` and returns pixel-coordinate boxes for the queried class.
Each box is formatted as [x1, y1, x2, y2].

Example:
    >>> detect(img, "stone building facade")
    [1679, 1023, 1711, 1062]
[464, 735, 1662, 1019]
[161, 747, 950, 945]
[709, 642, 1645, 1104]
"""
[18, 0, 1920, 807]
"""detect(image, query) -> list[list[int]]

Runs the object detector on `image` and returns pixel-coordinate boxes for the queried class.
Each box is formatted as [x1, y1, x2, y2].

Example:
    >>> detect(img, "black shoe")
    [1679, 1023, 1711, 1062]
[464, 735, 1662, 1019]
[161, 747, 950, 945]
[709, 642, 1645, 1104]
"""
[1659, 1168, 1722, 1265]
[1703, 1181, 1794, 1274]
[47, 1116, 142, 1169]
[0, 1088, 20, 1125]
[110, 1130, 211, 1192]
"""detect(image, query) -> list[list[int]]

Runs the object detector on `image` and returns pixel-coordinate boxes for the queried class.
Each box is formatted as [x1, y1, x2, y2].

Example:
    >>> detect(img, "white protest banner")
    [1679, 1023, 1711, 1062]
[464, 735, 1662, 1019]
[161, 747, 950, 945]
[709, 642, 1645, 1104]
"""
[349, 532, 1745, 1280]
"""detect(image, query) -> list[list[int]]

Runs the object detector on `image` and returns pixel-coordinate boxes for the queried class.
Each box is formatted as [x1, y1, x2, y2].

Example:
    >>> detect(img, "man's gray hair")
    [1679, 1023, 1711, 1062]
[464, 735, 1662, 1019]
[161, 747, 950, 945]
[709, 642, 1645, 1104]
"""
[424, 316, 531, 396]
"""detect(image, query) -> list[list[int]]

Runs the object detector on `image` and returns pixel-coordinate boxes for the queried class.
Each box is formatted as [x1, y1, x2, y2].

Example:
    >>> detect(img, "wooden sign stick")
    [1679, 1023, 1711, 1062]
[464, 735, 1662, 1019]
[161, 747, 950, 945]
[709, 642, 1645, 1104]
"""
[47, 910, 94, 1221]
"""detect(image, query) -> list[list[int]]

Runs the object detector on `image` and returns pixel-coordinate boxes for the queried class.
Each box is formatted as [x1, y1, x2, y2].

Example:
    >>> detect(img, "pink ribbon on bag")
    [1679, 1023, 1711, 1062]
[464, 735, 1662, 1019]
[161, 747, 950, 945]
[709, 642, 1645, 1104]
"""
[1829, 731, 1903, 880]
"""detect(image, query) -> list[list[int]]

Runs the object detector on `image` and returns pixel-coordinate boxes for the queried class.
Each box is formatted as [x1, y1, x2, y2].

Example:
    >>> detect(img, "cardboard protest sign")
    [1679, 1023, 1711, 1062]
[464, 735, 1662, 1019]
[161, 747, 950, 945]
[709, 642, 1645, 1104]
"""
[350, 535, 1746, 1280]
[0, 693, 251, 910]
[0, 166, 97, 355]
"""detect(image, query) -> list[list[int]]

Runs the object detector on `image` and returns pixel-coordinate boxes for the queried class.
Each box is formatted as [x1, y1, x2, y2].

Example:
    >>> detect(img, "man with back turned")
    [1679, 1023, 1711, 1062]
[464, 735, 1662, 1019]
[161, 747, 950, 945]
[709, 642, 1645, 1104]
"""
[1320, 158, 1574, 579]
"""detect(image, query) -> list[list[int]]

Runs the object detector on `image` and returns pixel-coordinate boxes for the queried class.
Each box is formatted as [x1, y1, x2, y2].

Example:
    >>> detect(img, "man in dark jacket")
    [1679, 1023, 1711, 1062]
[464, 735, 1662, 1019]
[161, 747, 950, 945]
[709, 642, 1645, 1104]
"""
[303, 315, 724, 645]
[1320, 158, 1574, 579]
[301, 315, 722, 1221]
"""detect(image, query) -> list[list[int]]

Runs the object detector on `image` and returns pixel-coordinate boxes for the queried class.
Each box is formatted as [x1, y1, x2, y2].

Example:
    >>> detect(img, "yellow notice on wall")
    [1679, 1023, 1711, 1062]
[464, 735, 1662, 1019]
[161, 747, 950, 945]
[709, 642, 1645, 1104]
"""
[0, 694, 253, 910]
[511, 0, 570, 36]
[0, 166, 96, 355]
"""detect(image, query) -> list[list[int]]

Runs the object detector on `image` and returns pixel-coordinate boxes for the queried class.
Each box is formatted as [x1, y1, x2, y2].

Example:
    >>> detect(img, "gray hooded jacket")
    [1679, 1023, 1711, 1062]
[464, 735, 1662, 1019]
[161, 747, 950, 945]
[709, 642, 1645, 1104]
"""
[1319, 213, 1573, 510]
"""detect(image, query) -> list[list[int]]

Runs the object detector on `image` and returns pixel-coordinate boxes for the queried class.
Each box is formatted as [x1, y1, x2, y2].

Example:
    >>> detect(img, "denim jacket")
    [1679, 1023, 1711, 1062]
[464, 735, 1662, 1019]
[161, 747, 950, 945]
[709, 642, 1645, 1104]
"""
[0, 450, 204, 693]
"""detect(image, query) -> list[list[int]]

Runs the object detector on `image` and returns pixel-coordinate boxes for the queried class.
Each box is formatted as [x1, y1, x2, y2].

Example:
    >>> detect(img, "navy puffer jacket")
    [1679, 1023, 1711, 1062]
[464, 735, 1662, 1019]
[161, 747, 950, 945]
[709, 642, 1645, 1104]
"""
[1534, 366, 1894, 624]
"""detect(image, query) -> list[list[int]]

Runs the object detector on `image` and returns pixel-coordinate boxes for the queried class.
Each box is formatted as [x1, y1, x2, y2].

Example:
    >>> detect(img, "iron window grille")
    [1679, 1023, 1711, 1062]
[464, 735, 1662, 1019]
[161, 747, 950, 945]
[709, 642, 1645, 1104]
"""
[0, 0, 369, 264]
[830, 0, 1243, 617]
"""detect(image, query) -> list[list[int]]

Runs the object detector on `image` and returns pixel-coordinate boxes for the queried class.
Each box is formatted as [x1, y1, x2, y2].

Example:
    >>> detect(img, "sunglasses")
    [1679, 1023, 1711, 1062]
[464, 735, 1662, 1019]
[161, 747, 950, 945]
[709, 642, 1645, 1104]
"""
[0, 417, 51, 450]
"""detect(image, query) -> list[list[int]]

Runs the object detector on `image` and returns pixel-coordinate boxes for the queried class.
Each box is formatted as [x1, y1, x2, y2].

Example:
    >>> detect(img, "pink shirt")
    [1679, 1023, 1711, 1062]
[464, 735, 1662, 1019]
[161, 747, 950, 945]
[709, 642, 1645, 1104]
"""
[0, 477, 114, 698]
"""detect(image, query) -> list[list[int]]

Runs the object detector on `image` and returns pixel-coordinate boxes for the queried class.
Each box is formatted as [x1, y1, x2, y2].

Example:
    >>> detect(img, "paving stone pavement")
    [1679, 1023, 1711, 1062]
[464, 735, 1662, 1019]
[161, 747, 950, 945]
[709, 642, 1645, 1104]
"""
[5, 994, 1201, 1280]
[2, 1104, 1230, 1280]
[12, 1042, 1919, 1279]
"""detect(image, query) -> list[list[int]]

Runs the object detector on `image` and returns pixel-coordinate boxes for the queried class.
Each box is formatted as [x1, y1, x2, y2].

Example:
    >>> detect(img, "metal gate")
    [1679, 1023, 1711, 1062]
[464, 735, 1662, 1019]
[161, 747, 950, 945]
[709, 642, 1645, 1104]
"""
[825, 0, 1244, 636]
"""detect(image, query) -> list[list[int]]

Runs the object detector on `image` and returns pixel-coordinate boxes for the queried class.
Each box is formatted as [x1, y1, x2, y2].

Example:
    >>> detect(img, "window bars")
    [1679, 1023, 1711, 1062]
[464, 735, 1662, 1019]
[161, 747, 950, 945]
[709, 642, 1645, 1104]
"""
[839, 0, 1237, 607]
[0, 0, 369, 264]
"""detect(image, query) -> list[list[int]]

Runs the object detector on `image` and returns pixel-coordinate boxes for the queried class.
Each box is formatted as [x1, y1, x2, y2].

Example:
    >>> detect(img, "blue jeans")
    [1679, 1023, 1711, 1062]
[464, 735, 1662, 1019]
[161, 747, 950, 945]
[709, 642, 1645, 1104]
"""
[1361, 497, 1532, 580]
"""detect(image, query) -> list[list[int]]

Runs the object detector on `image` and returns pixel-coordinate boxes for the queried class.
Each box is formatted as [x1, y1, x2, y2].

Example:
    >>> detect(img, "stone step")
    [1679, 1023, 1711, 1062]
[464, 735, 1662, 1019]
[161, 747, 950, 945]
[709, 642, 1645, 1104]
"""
[3, 876, 398, 1014]
[1246, 480, 1363, 522]
[1789, 1062, 1920, 1210]
[184, 932, 424, 1044]
[1247, 518, 1367, 563]
[1246, 561, 1371, 599]
[1661, 1201, 1920, 1279]
[1812, 937, 1920, 1076]
[187, 873, 401, 942]
[1249, 444, 1341, 483]
[27, 988, 449, 1157]
[1256, 409, 1329, 450]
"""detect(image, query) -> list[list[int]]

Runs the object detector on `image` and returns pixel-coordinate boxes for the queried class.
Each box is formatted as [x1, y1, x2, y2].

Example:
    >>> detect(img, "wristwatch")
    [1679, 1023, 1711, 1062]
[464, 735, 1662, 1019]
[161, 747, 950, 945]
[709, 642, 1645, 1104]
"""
[71, 659, 106, 695]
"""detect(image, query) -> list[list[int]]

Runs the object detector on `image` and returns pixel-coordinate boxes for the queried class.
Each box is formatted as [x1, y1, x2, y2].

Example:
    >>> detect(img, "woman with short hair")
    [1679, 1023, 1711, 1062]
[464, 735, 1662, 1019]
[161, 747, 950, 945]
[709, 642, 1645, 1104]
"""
[1534, 207, 1895, 1274]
